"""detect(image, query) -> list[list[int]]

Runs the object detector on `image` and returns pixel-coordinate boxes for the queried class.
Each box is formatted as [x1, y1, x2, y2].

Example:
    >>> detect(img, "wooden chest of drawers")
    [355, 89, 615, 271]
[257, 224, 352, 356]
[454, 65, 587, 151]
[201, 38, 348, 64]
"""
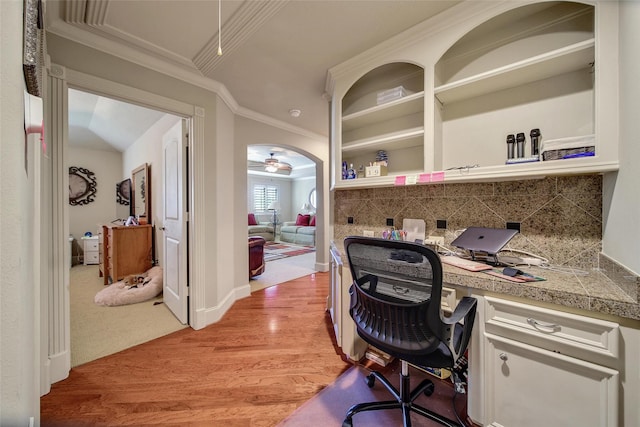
[100, 224, 153, 285]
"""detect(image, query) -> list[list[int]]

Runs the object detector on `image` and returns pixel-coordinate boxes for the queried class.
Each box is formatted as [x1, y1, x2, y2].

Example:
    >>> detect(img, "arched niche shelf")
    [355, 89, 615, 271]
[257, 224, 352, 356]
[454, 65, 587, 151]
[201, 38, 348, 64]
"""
[339, 62, 425, 181]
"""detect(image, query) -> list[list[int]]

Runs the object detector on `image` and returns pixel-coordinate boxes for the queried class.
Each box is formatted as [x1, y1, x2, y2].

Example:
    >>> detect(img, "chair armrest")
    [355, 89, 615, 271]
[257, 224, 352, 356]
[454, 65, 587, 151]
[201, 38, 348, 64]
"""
[442, 296, 476, 325]
[442, 296, 477, 356]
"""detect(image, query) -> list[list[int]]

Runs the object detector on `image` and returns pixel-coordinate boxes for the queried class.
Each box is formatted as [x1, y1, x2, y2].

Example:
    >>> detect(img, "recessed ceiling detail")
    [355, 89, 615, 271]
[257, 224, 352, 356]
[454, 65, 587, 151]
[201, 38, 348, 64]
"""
[193, 0, 289, 76]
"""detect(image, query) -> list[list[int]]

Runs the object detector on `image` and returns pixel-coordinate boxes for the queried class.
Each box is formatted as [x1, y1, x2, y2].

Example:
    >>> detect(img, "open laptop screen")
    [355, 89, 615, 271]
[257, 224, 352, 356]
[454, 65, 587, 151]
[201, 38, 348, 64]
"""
[450, 227, 518, 256]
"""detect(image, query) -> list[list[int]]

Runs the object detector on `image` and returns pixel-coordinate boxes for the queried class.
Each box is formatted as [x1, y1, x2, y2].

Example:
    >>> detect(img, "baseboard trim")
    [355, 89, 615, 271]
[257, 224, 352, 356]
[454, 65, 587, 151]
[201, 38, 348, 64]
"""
[193, 284, 251, 330]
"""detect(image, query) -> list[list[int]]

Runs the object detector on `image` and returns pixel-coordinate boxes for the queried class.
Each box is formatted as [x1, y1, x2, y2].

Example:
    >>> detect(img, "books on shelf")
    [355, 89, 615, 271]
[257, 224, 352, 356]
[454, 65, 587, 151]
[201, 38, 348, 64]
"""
[365, 346, 394, 367]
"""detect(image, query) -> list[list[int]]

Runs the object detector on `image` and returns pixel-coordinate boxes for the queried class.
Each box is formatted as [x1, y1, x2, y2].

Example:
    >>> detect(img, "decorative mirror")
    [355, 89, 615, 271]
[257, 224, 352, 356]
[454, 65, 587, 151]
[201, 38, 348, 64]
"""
[309, 188, 317, 210]
[69, 166, 97, 205]
[132, 163, 150, 222]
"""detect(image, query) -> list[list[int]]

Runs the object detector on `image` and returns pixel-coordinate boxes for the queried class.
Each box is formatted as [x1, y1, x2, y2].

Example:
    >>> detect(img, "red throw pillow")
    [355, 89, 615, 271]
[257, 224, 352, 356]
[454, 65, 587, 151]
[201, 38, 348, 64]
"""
[248, 213, 258, 226]
[309, 215, 316, 226]
[295, 214, 311, 226]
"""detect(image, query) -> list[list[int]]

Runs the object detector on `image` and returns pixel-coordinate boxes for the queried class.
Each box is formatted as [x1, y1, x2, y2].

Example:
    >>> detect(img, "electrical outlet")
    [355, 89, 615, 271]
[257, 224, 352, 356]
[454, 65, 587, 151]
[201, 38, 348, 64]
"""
[363, 230, 375, 237]
[347, 216, 354, 224]
[386, 218, 394, 227]
[506, 221, 521, 232]
[436, 219, 447, 229]
[425, 236, 444, 246]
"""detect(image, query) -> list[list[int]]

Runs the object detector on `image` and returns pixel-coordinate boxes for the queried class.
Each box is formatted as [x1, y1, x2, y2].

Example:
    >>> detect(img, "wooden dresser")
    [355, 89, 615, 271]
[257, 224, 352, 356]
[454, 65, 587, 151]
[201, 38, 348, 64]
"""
[99, 224, 153, 285]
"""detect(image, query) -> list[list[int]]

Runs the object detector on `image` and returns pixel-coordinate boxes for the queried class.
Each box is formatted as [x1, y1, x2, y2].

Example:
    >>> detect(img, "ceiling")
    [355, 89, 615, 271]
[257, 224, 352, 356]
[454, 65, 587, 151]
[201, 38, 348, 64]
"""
[46, 0, 460, 136]
[67, 87, 317, 178]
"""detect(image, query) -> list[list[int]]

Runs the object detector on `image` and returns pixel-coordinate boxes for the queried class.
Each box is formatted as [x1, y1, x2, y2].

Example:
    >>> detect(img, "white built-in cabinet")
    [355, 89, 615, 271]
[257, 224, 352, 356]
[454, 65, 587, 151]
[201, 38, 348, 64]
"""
[479, 296, 620, 427]
[328, 1, 620, 189]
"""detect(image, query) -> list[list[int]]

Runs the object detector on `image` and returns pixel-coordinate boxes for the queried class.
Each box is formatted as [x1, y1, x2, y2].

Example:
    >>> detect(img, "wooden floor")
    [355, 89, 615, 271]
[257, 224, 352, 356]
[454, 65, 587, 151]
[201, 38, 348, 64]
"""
[41, 272, 352, 426]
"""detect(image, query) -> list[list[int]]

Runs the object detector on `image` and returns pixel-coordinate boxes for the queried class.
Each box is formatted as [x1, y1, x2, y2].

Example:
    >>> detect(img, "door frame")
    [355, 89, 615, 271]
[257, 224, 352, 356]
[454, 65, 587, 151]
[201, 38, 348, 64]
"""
[44, 64, 205, 387]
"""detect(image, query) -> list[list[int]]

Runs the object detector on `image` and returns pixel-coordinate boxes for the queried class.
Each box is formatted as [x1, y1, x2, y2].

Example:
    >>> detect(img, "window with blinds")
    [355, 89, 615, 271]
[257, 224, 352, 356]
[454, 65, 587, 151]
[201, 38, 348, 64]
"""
[253, 185, 278, 212]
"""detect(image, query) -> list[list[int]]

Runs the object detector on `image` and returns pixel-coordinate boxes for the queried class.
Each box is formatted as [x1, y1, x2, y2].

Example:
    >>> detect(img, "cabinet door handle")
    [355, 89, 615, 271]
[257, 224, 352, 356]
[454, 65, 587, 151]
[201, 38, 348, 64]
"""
[527, 317, 560, 332]
[499, 352, 508, 361]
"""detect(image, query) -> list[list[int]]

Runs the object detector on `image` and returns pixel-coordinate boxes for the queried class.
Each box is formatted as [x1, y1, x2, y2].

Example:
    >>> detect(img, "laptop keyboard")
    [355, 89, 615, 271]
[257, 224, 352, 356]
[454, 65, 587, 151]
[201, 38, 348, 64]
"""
[441, 256, 492, 272]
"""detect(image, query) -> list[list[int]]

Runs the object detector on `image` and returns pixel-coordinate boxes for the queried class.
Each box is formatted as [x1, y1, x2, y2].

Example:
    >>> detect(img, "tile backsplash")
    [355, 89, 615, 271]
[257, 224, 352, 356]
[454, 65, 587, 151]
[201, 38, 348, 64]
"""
[333, 174, 602, 270]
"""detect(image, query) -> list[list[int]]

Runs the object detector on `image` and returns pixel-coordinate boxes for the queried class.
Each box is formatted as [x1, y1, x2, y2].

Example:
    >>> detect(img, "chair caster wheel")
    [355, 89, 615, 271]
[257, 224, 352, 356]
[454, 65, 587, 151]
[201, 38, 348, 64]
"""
[342, 418, 353, 427]
[424, 382, 435, 396]
[365, 373, 376, 388]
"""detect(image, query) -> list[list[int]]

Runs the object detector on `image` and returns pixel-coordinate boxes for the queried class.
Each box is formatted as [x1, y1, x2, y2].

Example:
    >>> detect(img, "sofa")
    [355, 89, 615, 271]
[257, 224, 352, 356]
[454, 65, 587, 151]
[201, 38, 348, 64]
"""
[248, 213, 275, 241]
[280, 214, 316, 246]
[249, 236, 266, 278]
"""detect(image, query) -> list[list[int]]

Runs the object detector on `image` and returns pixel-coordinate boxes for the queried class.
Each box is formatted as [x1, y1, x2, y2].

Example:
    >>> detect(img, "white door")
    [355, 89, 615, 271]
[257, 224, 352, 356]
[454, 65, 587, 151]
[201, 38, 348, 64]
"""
[162, 119, 188, 324]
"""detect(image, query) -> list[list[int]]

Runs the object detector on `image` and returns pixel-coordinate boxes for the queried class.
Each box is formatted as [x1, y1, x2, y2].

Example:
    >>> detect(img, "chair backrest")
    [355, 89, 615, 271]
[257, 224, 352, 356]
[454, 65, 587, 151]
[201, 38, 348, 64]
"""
[344, 236, 474, 367]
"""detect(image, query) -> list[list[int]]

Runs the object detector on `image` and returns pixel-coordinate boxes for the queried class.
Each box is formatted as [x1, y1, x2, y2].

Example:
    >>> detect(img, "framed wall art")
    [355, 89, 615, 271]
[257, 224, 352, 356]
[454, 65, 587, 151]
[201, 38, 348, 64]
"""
[69, 166, 97, 206]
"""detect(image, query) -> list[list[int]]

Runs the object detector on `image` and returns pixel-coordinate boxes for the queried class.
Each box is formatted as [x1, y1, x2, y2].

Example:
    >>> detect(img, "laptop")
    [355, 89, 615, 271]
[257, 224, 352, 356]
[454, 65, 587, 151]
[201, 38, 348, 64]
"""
[450, 227, 518, 260]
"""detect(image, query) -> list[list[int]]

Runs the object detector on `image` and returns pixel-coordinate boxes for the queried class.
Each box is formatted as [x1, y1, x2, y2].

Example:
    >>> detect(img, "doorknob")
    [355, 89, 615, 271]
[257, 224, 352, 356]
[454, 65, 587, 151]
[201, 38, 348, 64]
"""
[160, 227, 166, 231]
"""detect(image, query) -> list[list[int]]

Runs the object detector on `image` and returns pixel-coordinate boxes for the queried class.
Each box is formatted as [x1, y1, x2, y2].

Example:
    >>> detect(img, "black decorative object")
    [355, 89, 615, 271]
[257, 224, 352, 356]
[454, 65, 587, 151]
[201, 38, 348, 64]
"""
[69, 166, 97, 206]
[23, 0, 43, 97]
[116, 178, 131, 206]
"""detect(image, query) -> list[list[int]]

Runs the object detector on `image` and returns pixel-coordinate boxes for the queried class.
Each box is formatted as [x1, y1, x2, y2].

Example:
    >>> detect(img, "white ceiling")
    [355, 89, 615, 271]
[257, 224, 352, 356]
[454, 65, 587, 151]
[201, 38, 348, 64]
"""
[67, 88, 167, 152]
[46, 0, 460, 136]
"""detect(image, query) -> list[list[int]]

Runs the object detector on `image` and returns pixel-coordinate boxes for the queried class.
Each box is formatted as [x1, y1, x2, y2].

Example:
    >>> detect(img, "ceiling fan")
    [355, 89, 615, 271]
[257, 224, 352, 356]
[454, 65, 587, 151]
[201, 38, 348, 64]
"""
[248, 153, 292, 175]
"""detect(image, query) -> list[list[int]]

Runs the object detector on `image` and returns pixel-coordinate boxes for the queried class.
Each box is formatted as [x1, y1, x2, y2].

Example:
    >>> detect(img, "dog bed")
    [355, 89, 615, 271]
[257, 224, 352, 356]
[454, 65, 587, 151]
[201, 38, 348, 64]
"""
[95, 266, 163, 307]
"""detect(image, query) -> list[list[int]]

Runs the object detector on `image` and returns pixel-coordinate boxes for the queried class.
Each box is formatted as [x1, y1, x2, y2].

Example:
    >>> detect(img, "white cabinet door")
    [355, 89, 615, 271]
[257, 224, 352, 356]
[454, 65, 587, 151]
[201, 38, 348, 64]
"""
[484, 333, 618, 427]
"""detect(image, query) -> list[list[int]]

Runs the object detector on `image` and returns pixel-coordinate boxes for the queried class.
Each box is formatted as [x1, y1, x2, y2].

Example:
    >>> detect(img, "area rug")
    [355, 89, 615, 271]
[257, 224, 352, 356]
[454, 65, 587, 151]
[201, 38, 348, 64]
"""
[264, 241, 315, 262]
[277, 364, 466, 426]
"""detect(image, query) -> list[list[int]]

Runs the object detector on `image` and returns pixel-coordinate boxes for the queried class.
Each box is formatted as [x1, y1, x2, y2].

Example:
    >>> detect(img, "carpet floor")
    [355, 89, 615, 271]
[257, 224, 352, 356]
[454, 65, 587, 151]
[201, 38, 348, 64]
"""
[70, 265, 187, 367]
[278, 364, 466, 427]
[264, 241, 315, 262]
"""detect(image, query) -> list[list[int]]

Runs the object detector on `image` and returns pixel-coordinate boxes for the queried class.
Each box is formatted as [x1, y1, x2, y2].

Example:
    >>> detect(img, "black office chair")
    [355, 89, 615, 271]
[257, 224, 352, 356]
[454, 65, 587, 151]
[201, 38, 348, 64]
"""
[343, 237, 477, 427]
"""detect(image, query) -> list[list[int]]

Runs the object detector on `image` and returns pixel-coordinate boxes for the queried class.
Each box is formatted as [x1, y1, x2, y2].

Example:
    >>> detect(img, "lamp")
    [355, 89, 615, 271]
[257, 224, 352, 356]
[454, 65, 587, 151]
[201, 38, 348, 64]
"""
[265, 164, 279, 173]
[267, 201, 280, 229]
[300, 202, 311, 214]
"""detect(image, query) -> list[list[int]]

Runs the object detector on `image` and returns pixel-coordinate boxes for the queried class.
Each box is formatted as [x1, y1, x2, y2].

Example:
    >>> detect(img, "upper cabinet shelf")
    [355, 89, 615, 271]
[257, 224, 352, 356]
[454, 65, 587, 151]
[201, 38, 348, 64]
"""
[328, 1, 619, 190]
[435, 39, 595, 105]
[342, 92, 425, 132]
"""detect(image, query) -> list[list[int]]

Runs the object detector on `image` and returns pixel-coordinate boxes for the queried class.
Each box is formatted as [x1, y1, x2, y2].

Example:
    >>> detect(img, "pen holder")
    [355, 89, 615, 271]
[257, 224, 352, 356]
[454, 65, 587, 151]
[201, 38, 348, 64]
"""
[382, 229, 407, 240]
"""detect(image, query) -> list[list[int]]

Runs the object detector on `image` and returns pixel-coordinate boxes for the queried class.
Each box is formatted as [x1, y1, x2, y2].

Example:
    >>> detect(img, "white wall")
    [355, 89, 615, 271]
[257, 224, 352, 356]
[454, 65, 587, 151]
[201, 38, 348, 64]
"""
[602, 1, 640, 276]
[123, 113, 181, 266]
[247, 174, 293, 222]
[291, 177, 316, 218]
[0, 1, 39, 424]
[67, 147, 123, 252]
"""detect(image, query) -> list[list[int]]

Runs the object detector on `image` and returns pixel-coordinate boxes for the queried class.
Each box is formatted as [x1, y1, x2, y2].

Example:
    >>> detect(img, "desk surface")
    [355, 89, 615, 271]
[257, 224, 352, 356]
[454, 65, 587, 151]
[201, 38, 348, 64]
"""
[332, 241, 640, 322]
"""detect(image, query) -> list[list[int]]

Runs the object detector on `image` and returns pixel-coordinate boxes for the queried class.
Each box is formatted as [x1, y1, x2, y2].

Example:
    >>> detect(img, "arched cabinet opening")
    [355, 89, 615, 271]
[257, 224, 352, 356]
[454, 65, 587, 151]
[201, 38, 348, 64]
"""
[340, 62, 425, 181]
[434, 1, 596, 171]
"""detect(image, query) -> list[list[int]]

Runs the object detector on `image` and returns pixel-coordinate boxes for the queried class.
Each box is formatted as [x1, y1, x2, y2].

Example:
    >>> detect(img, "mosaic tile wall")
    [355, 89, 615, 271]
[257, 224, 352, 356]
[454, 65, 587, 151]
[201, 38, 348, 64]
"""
[333, 174, 603, 270]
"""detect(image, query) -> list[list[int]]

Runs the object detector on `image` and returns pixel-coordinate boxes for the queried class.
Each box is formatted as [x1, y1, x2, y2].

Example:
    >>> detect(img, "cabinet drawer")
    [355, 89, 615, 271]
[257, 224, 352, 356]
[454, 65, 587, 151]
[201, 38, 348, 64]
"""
[484, 296, 619, 360]
[84, 252, 99, 264]
[84, 240, 99, 251]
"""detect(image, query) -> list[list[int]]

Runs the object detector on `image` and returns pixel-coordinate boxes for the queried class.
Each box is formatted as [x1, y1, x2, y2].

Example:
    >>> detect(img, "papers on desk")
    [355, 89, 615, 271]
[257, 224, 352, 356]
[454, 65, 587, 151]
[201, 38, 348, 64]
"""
[483, 269, 545, 283]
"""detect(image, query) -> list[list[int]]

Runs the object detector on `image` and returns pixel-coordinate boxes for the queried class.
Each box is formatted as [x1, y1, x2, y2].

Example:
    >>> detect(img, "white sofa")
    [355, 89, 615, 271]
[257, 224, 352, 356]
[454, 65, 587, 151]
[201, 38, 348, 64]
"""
[248, 213, 275, 241]
[280, 214, 316, 246]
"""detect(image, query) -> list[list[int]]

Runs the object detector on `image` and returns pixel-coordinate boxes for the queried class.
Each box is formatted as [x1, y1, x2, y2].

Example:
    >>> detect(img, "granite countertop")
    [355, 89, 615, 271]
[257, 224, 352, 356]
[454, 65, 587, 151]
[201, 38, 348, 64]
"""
[331, 242, 640, 322]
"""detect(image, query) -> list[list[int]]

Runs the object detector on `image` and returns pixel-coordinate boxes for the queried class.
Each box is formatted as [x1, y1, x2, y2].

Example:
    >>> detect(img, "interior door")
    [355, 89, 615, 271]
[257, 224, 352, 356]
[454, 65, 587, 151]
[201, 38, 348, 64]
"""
[162, 119, 188, 324]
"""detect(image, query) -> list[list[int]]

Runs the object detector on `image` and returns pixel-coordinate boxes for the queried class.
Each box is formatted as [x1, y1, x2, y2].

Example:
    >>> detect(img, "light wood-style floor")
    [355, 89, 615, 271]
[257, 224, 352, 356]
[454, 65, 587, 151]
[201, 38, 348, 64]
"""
[41, 272, 352, 426]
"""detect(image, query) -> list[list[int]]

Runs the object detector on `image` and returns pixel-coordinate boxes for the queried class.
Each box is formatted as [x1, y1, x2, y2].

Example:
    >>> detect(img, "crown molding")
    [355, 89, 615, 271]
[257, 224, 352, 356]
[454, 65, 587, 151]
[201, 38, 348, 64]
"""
[47, 19, 243, 111]
[46, 7, 327, 141]
[193, 0, 289, 76]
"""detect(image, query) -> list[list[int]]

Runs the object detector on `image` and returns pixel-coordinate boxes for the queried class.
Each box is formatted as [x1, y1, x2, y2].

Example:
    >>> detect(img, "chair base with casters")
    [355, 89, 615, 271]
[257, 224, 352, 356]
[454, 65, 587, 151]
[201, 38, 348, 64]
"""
[343, 361, 463, 427]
